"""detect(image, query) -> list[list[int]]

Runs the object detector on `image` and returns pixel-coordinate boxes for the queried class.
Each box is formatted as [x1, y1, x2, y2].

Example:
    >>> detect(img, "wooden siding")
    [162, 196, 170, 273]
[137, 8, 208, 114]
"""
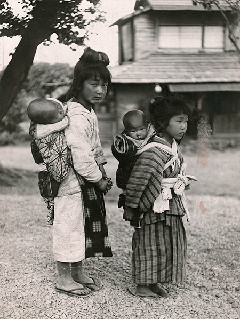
[133, 13, 156, 60]
[156, 11, 224, 25]
[121, 21, 133, 62]
[150, 0, 195, 5]
[119, 10, 237, 63]
[146, 0, 229, 9]
[225, 22, 240, 51]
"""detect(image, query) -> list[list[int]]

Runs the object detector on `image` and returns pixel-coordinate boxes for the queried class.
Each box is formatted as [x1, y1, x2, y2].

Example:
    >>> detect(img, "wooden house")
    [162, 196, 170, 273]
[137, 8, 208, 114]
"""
[102, 0, 240, 145]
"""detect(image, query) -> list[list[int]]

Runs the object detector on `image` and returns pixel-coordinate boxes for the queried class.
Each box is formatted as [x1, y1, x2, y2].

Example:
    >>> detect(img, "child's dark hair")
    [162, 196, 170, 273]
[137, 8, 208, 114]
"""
[66, 47, 111, 100]
[149, 95, 190, 133]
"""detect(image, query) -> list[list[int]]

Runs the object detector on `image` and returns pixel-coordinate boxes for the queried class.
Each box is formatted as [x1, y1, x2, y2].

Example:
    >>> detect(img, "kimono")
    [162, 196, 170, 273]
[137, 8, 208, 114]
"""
[53, 99, 112, 262]
[125, 137, 188, 284]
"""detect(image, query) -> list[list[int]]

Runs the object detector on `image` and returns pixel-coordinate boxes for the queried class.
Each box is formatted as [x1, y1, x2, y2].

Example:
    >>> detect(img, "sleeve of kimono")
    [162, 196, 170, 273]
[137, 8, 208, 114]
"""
[93, 116, 107, 166]
[65, 114, 102, 183]
[125, 148, 167, 213]
[94, 136, 107, 166]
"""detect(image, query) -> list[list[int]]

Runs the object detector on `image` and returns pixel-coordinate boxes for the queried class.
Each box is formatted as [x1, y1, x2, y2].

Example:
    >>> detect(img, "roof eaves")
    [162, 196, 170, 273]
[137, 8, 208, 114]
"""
[150, 5, 231, 11]
[111, 78, 240, 84]
[110, 7, 151, 26]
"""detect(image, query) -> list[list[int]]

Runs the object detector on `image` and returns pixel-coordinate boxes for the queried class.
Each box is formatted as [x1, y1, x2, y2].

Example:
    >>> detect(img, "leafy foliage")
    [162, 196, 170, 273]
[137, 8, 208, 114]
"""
[23, 62, 73, 96]
[0, 62, 73, 134]
[0, 0, 105, 121]
[0, 0, 104, 48]
[193, 0, 240, 11]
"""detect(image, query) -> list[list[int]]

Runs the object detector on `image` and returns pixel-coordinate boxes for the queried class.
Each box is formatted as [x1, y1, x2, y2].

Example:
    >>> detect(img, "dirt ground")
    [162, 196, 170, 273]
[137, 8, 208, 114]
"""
[0, 145, 239, 319]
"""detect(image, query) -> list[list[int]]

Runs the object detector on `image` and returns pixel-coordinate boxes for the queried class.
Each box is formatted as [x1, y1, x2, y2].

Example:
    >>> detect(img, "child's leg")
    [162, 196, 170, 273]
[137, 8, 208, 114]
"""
[56, 261, 90, 293]
[71, 261, 101, 291]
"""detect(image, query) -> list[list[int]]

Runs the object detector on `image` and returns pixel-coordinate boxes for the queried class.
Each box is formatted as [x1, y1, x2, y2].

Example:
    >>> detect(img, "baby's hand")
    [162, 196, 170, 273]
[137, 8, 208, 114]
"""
[105, 177, 113, 193]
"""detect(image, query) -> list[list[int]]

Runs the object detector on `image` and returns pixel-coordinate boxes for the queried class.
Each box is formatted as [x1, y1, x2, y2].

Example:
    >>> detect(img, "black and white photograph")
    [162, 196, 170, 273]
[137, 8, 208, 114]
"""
[0, 0, 239, 318]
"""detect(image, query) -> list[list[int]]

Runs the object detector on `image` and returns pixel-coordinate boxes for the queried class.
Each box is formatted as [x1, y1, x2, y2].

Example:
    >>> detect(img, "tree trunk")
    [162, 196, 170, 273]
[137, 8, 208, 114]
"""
[0, 37, 40, 120]
[0, 0, 56, 121]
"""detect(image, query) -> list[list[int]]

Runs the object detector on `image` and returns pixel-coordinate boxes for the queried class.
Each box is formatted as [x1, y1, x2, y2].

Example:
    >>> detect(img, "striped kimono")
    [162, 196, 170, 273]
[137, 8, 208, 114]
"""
[125, 137, 187, 284]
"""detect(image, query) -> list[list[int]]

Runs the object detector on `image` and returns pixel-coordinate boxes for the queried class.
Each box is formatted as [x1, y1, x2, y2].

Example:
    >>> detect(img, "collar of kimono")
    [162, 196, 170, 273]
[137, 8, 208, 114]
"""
[136, 138, 178, 156]
[67, 99, 94, 115]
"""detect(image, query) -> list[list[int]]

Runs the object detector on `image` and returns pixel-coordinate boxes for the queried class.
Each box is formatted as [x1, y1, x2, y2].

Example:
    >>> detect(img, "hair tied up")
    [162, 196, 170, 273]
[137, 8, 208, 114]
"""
[98, 52, 107, 65]
[78, 47, 109, 66]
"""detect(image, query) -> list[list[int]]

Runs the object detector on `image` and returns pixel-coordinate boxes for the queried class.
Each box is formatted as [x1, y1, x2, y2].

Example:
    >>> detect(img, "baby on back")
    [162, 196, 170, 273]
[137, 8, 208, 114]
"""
[27, 98, 71, 225]
[28, 98, 65, 124]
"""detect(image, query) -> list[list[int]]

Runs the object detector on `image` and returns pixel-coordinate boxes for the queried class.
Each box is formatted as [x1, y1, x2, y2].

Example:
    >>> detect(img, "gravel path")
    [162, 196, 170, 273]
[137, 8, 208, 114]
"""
[0, 145, 239, 318]
[0, 192, 239, 319]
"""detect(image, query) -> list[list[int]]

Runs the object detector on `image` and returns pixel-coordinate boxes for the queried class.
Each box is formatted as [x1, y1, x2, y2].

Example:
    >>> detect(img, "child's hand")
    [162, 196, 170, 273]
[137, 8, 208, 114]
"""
[185, 175, 197, 190]
[123, 206, 135, 221]
[95, 178, 113, 194]
[99, 164, 107, 179]
[95, 178, 109, 193]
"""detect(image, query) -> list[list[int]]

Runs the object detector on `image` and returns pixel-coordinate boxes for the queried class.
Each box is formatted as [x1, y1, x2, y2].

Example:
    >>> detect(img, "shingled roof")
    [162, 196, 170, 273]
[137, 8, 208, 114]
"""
[111, 52, 240, 86]
[134, 0, 230, 11]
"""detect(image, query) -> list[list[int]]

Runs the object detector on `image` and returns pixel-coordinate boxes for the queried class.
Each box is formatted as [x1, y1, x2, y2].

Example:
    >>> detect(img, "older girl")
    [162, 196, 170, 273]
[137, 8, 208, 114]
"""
[53, 47, 113, 297]
[124, 95, 193, 298]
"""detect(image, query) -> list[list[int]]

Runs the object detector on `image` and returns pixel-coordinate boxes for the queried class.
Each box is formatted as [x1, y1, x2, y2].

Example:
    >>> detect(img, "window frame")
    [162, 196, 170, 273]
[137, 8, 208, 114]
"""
[157, 24, 225, 52]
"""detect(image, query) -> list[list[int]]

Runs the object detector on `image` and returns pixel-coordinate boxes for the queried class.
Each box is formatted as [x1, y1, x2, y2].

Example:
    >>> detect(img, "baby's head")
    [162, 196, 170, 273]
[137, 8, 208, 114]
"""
[27, 98, 64, 124]
[123, 110, 148, 140]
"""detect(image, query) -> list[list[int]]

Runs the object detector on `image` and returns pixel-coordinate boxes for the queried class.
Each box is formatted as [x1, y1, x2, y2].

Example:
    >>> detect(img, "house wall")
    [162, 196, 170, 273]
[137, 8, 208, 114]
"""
[133, 13, 156, 60]
[120, 10, 237, 62]
[113, 83, 155, 132]
[112, 85, 240, 139]
[121, 21, 134, 62]
[203, 92, 240, 135]
[155, 11, 235, 51]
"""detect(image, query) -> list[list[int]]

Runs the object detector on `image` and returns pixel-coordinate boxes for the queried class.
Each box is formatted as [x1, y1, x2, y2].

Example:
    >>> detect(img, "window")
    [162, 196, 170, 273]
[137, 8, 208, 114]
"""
[158, 25, 224, 51]
[204, 26, 223, 49]
[159, 26, 202, 49]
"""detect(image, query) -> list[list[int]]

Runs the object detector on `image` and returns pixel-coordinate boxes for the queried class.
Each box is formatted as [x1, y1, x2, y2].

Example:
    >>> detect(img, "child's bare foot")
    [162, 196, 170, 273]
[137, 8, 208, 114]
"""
[149, 283, 169, 297]
[128, 284, 159, 297]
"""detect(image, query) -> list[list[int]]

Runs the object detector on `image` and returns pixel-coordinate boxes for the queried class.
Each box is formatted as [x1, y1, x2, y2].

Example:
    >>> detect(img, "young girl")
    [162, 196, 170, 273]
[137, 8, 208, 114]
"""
[52, 47, 113, 297]
[123, 95, 194, 298]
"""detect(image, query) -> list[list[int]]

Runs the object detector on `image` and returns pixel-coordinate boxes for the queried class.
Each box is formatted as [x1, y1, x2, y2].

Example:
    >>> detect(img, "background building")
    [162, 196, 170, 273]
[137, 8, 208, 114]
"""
[98, 0, 240, 145]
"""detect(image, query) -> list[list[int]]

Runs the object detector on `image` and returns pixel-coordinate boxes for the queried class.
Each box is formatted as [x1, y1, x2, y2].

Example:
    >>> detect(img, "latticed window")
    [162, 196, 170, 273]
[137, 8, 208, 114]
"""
[158, 25, 224, 51]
